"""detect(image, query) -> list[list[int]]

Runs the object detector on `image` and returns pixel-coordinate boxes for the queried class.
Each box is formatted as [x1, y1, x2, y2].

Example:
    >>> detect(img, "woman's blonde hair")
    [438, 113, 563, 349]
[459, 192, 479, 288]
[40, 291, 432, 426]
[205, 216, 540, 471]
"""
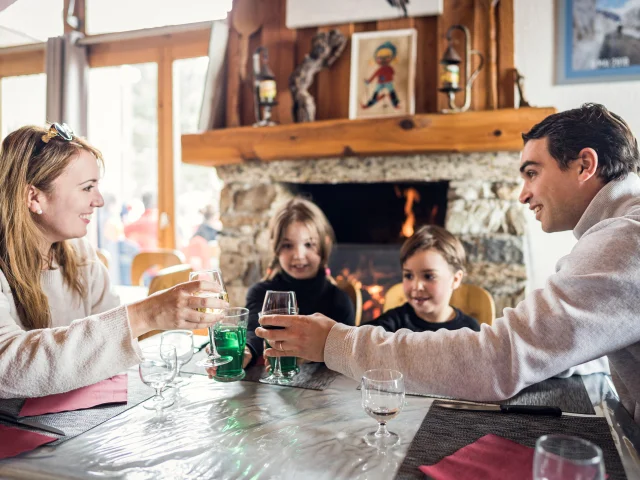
[400, 225, 466, 274]
[0, 125, 104, 330]
[266, 197, 334, 279]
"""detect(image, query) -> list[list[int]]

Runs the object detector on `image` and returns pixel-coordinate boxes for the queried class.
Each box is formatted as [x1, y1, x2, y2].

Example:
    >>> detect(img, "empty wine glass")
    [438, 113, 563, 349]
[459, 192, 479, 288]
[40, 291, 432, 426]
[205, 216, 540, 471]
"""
[361, 369, 405, 448]
[160, 330, 194, 385]
[139, 345, 177, 411]
[190, 269, 232, 368]
[533, 434, 605, 480]
[259, 290, 298, 386]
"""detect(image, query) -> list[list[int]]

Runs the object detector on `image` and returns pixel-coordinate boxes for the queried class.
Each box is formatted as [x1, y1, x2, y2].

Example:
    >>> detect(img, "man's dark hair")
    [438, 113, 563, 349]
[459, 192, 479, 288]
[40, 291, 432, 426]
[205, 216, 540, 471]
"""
[522, 103, 639, 183]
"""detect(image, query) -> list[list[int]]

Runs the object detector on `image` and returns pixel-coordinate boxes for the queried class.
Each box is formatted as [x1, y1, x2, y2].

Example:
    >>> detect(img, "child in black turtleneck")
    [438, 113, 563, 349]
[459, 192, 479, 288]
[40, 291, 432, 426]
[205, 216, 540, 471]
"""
[370, 225, 480, 333]
[244, 198, 355, 367]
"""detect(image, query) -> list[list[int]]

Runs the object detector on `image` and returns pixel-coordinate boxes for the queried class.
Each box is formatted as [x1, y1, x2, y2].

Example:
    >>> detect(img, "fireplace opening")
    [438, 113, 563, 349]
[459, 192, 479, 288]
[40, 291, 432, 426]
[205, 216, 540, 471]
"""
[286, 181, 449, 323]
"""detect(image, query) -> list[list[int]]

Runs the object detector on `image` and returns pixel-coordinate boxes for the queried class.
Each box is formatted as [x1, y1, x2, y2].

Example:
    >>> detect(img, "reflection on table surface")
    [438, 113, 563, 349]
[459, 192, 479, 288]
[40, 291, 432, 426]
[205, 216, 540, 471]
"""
[0, 337, 638, 479]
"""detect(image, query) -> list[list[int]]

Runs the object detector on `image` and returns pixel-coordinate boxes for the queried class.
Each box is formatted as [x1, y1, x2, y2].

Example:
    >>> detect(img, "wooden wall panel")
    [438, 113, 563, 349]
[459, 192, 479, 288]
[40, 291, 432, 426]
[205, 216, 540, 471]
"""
[225, 0, 515, 126]
[497, 0, 516, 108]
[315, 24, 354, 121]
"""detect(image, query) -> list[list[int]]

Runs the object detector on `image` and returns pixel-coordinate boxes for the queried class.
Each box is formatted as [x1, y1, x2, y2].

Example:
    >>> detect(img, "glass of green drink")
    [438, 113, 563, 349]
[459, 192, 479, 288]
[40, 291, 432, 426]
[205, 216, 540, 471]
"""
[259, 290, 298, 386]
[211, 307, 249, 382]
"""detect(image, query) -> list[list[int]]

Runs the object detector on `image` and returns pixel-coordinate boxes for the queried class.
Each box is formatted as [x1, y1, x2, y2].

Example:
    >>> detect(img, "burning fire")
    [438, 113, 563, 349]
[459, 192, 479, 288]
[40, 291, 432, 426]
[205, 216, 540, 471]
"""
[399, 187, 421, 238]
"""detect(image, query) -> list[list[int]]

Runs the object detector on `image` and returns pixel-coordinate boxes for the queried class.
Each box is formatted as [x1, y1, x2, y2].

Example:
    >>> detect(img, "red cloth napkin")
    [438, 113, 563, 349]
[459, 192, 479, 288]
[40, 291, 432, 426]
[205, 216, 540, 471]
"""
[0, 425, 56, 459]
[19, 374, 128, 417]
[419, 434, 534, 480]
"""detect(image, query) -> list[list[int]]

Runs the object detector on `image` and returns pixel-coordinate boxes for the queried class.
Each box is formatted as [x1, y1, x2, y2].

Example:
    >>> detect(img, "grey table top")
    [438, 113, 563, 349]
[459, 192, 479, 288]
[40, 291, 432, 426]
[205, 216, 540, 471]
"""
[0, 342, 638, 480]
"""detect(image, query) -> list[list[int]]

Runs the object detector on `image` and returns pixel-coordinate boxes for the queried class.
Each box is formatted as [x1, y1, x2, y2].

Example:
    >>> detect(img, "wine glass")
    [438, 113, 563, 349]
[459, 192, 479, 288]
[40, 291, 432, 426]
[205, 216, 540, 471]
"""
[160, 330, 194, 386]
[190, 269, 232, 368]
[533, 435, 605, 480]
[361, 369, 405, 448]
[259, 290, 298, 386]
[139, 345, 177, 411]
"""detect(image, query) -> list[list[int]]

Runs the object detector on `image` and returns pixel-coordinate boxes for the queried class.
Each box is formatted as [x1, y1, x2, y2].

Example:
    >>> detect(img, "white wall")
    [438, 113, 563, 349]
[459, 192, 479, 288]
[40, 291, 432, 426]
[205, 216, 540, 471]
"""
[514, 0, 640, 291]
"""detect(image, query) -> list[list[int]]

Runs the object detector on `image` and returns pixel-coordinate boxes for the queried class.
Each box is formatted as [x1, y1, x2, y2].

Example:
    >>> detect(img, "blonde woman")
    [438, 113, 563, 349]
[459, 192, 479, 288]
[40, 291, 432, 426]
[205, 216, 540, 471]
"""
[0, 124, 226, 398]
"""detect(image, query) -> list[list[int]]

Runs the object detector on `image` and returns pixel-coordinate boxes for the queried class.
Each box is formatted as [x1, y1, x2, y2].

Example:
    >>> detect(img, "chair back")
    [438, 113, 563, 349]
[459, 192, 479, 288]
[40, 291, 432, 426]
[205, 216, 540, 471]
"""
[335, 277, 363, 326]
[131, 249, 186, 286]
[96, 248, 110, 269]
[382, 282, 495, 326]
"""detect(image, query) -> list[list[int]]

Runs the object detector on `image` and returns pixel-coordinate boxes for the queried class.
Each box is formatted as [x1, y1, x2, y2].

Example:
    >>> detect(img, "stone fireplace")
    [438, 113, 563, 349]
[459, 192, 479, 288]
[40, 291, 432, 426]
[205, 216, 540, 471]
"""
[216, 151, 527, 320]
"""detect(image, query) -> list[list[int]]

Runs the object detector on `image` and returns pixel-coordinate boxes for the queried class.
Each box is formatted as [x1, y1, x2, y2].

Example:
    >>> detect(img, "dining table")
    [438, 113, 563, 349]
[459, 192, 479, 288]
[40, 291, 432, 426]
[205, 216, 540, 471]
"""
[1, 335, 639, 479]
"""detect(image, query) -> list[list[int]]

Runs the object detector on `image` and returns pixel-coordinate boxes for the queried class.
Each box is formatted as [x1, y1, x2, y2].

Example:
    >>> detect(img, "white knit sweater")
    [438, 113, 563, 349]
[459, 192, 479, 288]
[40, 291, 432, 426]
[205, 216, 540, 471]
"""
[325, 174, 640, 425]
[0, 238, 141, 398]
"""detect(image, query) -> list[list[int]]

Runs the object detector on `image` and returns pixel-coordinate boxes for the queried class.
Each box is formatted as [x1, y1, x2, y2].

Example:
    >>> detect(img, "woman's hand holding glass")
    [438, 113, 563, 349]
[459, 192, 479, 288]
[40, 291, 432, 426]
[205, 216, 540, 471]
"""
[126, 279, 229, 338]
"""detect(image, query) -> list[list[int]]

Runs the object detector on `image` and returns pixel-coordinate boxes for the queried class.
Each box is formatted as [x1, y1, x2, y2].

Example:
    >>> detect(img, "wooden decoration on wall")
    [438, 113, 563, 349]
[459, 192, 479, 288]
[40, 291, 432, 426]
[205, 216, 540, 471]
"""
[289, 30, 347, 123]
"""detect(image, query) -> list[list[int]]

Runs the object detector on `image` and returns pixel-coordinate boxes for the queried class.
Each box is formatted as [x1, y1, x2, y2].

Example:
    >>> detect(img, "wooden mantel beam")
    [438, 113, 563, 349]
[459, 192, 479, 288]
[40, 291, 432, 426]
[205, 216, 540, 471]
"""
[181, 107, 556, 167]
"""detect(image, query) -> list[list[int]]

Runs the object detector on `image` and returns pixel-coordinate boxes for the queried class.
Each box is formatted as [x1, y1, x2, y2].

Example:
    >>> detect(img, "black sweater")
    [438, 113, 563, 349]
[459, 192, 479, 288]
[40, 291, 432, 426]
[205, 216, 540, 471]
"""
[245, 270, 355, 362]
[369, 302, 480, 333]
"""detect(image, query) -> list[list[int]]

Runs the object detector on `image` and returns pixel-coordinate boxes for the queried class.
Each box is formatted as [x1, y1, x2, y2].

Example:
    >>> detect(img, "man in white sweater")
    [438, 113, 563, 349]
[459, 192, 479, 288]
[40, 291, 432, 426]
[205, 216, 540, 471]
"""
[257, 103, 640, 425]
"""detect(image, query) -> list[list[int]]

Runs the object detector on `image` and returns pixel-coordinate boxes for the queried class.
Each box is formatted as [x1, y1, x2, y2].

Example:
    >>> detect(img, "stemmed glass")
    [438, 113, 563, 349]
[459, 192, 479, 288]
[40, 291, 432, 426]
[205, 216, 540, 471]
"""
[259, 290, 298, 386]
[361, 369, 405, 448]
[533, 435, 605, 480]
[160, 330, 194, 386]
[139, 345, 177, 411]
[191, 269, 232, 368]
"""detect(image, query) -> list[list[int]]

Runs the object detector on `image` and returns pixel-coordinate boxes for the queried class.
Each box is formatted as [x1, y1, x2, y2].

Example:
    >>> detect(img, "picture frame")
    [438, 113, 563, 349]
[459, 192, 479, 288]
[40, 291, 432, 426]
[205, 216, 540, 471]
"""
[286, 0, 443, 29]
[556, 0, 640, 84]
[349, 29, 417, 120]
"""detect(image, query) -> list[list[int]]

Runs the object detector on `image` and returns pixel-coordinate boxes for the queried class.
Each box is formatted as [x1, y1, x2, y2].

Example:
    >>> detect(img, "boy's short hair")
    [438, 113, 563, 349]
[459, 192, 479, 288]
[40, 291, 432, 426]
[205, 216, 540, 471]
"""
[400, 225, 466, 273]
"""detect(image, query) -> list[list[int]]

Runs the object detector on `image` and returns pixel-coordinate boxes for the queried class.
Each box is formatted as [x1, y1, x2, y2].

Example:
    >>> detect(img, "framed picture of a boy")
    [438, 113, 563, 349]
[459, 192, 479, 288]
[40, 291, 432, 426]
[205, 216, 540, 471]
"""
[349, 28, 417, 120]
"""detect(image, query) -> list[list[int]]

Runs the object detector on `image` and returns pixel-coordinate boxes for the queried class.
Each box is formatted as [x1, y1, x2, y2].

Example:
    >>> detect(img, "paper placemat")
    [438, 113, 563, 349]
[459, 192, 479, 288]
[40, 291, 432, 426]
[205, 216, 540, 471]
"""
[0, 371, 153, 445]
[360, 376, 595, 415]
[182, 350, 340, 391]
[395, 400, 626, 480]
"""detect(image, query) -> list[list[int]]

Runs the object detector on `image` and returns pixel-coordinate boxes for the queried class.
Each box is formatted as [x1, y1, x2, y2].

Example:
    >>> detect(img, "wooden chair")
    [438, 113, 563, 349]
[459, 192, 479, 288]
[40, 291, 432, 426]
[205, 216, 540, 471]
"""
[130, 249, 186, 286]
[328, 275, 363, 326]
[96, 248, 110, 269]
[382, 283, 495, 326]
[336, 277, 363, 327]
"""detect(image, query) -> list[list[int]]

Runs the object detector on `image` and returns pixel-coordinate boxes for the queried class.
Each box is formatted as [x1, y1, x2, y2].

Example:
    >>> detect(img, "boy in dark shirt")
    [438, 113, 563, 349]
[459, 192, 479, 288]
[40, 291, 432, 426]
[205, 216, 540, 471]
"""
[370, 225, 480, 333]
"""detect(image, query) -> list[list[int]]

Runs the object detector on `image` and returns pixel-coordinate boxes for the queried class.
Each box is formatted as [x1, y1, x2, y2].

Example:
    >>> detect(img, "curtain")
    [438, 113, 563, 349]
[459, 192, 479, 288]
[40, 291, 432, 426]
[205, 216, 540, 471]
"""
[45, 31, 88, 136]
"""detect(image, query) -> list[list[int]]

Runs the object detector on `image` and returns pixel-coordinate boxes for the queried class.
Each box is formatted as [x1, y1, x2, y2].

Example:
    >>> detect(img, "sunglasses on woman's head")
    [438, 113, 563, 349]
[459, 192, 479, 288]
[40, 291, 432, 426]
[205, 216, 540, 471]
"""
[41, 123, 74, 143]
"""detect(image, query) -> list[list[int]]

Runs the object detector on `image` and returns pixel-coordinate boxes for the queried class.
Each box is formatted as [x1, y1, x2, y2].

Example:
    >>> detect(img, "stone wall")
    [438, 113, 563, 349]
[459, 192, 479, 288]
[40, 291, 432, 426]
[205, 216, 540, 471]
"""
[216, 152, 526, 316]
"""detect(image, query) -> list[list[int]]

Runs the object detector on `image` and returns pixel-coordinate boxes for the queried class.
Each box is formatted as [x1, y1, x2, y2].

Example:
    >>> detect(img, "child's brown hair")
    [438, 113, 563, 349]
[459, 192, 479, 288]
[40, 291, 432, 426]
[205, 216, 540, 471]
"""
[266, 197, 335, 278]
[400, 225, 466, 273]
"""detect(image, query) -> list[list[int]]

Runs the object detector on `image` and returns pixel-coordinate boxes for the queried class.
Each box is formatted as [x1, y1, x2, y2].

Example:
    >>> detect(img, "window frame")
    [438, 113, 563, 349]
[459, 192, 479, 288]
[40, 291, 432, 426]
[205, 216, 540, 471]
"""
[0, 1, 212, 249]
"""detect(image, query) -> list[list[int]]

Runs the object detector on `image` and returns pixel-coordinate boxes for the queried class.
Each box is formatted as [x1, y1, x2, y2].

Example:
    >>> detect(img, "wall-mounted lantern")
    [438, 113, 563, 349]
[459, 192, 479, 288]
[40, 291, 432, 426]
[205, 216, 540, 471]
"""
[439, 25, 484, 113]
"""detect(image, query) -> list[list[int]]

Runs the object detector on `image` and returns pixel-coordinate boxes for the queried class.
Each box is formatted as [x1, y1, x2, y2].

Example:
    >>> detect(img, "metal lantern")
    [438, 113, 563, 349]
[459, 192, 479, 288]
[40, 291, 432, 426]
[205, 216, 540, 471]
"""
[439, 25, 484, 113]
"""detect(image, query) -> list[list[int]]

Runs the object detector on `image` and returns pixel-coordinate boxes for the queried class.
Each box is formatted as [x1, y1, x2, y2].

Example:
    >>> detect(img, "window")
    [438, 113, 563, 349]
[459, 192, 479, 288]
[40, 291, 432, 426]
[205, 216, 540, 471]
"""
[174, 57, 222, 271]
[0, 0, 63, 47]
[1, 74, 46, 138]
[89, 63, 158, 285]
[86, 0, 232, 35]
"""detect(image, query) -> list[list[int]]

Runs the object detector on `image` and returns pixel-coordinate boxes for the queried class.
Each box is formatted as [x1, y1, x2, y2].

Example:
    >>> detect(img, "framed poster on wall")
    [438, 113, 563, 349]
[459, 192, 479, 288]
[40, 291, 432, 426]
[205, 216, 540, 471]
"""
[286, 0, 443, 29]
[557, 0, 640, 83]
[349, 29, 417, 119]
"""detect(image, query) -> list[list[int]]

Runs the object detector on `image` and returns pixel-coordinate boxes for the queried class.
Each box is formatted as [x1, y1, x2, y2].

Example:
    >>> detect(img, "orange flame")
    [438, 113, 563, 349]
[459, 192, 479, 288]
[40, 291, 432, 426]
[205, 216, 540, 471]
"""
[401, 187, 421, 238]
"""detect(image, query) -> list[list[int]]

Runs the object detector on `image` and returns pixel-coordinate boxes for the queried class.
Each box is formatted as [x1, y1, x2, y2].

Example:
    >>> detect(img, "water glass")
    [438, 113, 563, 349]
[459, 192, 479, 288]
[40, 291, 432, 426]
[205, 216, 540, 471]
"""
[533, 434, 605, 480]
[361, 369, 405, 448]
[139, 345, 177, 411]
[160, 330, 194, 385]
[259, 290, 298, 386]
[190, 269, 232, 368]
[211, 307, 249, 382]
